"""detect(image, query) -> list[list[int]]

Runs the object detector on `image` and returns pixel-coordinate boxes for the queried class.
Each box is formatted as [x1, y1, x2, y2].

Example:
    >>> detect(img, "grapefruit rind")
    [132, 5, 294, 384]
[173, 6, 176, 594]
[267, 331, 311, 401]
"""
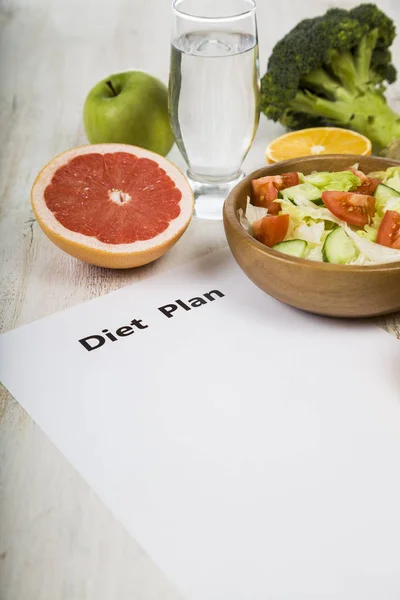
[31, 144, 194, 269]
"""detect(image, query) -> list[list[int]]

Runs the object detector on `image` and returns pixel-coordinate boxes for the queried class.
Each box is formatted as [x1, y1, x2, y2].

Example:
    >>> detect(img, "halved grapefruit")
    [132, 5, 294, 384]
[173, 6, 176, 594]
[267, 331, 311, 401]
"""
[31, 144, 194, 269]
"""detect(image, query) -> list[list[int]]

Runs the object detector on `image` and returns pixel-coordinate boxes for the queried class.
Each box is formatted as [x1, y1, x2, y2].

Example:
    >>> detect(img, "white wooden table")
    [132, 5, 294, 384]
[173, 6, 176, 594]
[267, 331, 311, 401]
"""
[1, 1, 400, 598]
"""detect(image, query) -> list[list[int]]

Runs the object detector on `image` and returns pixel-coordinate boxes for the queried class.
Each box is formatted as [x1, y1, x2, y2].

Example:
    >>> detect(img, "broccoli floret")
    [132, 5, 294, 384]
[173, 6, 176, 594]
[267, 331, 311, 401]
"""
[261, 4, 400, 151]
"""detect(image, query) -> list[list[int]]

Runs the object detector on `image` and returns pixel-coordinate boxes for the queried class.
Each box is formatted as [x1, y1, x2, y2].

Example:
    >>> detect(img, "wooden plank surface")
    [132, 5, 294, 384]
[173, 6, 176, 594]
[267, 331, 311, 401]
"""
[1, 0, 400, 598]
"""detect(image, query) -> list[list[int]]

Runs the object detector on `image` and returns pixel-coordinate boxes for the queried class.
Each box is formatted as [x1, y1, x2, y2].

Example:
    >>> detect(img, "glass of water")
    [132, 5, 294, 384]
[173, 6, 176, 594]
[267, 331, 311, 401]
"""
[169, 0, 260, 220]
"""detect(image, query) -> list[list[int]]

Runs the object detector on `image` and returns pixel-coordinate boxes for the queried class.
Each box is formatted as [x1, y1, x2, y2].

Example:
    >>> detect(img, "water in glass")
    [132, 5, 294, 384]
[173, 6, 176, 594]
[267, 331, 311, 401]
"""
[170, 30, 259, 182]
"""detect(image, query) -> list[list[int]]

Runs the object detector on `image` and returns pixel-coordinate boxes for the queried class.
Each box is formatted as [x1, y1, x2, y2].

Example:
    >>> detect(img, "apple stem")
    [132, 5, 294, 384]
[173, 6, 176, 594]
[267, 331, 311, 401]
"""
[105, 80, 117, 96]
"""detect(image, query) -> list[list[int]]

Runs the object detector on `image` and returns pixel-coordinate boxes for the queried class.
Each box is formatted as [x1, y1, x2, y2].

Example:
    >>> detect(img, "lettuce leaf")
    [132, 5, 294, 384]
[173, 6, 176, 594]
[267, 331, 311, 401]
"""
[344, 225, 400, 263]
[367, 170, 386, 180]
[305, 245, 324, 262]
[238, 198, 268, 232]
[356, 212, 382, 243]
[293, 221, 325, 245]
[304, 170, 361, 192]
[375, 192, 400, 218]
[280, 196, 342, 225]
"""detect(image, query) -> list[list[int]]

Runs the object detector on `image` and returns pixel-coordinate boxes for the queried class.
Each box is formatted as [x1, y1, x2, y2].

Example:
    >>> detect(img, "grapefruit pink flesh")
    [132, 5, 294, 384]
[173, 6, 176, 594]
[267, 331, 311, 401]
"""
[44, 152, 182, 244]
[31, 144, 194, 269]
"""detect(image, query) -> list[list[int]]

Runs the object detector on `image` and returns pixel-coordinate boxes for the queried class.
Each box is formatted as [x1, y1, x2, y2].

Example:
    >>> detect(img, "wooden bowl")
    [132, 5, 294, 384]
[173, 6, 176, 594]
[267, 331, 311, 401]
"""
[223, 154, 400, 317]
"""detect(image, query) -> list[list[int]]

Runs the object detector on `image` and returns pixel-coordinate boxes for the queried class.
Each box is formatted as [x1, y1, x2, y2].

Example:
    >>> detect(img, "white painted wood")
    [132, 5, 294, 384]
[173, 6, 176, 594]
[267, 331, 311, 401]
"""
[0, 0, 399, 598]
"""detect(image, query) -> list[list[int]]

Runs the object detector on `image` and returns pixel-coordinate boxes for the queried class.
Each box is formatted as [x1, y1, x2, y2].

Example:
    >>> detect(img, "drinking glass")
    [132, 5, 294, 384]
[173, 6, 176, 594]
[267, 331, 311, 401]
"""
[169, 0, 260, 219]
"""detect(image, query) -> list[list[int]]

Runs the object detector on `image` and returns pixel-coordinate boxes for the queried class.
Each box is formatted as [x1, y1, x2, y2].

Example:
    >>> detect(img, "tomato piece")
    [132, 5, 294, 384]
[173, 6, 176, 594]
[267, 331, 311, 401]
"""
[252, 172, 299, 214]
[356, 178, 380, 195]
[252, 176, 280, 201]
[280, 172, 300, 188]
[377, 210, 400, 249]
[322, 191, 375, 227]
[252, 214, 289, 247]
[252, 172, 299, 193]
[252, 180, 280, 214]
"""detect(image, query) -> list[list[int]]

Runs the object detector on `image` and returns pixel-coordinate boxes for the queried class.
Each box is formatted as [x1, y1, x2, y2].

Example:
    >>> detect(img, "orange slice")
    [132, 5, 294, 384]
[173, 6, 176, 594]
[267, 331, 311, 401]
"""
[266, 127, 372, 164]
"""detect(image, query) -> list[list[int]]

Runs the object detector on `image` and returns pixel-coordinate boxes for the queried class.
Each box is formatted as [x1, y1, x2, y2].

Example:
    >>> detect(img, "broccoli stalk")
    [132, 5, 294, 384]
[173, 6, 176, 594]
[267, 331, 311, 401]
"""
[261, 4, 400, 156]
[291, 84, 400, 150]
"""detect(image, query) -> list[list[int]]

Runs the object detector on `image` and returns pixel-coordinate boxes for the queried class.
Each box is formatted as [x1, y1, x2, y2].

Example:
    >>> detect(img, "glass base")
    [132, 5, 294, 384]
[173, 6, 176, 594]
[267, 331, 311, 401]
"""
[188, 171, 245, 220]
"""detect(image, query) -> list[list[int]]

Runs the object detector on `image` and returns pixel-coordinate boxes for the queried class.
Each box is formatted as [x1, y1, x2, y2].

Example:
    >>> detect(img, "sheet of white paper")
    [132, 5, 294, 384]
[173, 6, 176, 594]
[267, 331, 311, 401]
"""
[1, 248, 400, 600]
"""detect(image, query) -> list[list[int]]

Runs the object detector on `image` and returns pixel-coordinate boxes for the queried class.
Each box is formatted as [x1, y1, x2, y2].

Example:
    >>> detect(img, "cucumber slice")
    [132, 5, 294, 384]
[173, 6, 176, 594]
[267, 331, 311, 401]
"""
[273, 239, 307, 258]
[282, 182, 322, 204]
[374, 183, 400, 202]
[322, 227, 357, 264]
[374, 183, 400, 216]
[385, 172, 400, 193]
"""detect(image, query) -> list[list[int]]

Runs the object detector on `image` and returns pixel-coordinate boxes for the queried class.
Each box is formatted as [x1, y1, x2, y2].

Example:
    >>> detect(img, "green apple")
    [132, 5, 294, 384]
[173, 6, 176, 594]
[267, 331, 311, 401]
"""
[83, 71, 175, 156]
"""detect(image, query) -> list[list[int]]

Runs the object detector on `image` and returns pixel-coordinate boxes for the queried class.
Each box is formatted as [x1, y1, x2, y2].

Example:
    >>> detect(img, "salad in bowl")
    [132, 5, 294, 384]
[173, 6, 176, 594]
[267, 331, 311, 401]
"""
[240, 165, 400, 265]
